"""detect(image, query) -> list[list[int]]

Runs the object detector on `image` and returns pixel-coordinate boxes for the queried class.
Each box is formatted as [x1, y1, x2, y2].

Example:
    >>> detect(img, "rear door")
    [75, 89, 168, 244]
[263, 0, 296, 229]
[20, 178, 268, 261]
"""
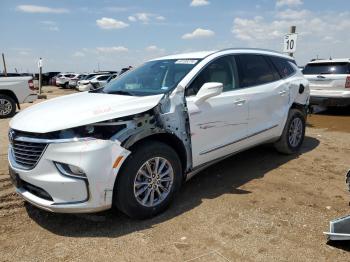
[303, 62, 350, 91]
[235, 54, 289, 141]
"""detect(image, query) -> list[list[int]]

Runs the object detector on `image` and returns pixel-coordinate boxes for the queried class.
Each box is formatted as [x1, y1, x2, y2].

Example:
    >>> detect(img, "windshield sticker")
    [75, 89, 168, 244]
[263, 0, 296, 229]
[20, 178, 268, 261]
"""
[161, 86, 169, 90]
[175, 59, 198, 65]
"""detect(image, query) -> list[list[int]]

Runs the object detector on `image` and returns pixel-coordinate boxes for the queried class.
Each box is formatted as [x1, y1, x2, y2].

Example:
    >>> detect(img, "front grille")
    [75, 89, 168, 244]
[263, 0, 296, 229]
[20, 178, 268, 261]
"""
[11, 139, 47, 169]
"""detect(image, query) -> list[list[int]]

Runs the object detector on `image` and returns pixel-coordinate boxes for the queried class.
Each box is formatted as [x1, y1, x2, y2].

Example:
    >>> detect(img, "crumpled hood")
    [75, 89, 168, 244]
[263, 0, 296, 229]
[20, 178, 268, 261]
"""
[10, 92, 164, 133]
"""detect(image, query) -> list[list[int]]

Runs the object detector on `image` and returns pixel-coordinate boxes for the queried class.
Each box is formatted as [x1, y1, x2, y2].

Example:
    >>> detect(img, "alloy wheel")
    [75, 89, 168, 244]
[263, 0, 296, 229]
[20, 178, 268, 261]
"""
[0, 99, 12, 116]
[288, 117, 303, 147]
[133, 157, 174, 207]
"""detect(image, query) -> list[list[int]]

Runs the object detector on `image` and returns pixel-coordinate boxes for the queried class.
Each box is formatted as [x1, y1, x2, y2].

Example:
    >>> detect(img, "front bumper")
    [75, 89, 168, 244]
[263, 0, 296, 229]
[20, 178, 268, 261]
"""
[8, 138, 130, 213]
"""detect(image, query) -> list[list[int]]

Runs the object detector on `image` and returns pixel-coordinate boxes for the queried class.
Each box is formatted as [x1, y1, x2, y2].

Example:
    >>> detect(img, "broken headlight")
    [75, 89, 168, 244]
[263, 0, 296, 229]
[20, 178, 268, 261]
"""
[58, 122, 126, 140]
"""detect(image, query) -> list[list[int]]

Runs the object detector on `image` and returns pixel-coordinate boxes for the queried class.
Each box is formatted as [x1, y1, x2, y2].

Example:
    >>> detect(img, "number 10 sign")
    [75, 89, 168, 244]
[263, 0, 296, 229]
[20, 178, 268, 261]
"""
[283, 33, 298, 53]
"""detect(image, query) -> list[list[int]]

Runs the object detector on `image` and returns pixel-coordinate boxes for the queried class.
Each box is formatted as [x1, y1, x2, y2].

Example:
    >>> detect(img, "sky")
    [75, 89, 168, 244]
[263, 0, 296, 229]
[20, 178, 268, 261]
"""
[0, 0, 349, 73]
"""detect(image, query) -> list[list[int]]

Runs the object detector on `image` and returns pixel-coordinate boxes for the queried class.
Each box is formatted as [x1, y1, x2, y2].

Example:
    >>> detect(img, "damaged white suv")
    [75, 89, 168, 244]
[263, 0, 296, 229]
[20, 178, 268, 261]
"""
[8, 49, 309, 218]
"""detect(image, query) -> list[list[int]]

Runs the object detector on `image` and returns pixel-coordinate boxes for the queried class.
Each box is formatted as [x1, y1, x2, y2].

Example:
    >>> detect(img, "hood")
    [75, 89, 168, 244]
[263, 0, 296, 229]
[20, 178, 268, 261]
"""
[10, 92, 164, 133]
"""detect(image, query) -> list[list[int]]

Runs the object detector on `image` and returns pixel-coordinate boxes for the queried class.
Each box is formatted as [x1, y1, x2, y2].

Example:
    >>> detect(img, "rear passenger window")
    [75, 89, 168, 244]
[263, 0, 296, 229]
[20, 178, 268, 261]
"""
[236, 54, 280, 88]
[270, 56, 296, 78]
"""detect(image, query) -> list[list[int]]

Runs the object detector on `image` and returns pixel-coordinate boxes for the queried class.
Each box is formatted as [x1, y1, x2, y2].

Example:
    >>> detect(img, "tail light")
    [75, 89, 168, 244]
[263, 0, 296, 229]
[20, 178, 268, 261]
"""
[345, 76, 350, 88]
[28, 79, 35, 90]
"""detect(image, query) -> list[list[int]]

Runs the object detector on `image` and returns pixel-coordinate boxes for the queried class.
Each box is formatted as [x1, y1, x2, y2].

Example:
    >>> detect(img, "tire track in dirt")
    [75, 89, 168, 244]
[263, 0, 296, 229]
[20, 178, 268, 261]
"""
[0, 173, 23, 217]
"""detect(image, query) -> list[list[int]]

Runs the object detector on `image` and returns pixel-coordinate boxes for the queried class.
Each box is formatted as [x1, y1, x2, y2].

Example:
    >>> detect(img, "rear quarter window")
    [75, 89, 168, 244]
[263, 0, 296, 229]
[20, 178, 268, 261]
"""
[269, 56, 296, 78]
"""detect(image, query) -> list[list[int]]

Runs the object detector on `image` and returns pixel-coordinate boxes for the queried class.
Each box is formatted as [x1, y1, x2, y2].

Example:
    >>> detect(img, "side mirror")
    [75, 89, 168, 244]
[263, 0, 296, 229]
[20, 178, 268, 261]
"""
[195, 82, 223, 105]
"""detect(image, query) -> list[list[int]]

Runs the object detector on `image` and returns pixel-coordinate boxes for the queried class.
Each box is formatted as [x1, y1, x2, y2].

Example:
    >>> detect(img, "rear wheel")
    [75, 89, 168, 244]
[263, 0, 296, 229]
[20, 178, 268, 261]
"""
[0, 94, 16, 118]
[274, 109, 305, 154]
[114, 141, 182, 219]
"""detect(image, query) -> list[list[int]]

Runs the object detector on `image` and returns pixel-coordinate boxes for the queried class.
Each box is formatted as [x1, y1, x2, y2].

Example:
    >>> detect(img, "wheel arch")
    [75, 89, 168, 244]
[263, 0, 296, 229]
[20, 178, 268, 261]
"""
[0, 90, 19, 109]
[124, 132, 188, 177]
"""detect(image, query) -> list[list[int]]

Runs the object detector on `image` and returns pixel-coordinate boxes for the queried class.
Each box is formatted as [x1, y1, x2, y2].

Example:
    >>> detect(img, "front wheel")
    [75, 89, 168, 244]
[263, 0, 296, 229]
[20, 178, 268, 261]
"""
[274, 109, 306, 154]
[114, 141, 182, 219]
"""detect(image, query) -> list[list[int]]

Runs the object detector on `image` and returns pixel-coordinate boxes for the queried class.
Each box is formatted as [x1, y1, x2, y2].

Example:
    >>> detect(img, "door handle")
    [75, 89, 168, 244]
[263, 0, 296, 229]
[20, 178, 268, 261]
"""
[278, 90, 287, 96]
[234, 98, 246, 105]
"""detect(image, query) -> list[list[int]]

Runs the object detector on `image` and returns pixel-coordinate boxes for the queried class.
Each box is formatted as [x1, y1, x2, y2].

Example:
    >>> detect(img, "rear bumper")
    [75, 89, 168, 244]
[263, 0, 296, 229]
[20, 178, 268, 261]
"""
[310, 96, 350, 107]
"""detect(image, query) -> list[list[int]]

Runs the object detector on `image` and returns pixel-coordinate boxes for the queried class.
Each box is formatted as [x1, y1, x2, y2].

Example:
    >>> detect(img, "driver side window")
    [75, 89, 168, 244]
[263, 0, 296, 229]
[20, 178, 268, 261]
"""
[186, 56, 237, 96]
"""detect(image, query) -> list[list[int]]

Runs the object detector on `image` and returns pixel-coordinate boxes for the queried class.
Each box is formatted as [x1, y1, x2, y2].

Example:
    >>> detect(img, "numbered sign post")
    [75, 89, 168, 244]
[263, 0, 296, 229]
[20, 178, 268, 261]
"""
[283, 33, 298, 55]
[38, 58, 42, 95]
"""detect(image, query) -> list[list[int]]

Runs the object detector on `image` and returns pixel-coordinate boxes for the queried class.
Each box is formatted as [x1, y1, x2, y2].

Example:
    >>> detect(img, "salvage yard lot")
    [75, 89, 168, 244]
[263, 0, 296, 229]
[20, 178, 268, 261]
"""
[0, 86, 350, 261]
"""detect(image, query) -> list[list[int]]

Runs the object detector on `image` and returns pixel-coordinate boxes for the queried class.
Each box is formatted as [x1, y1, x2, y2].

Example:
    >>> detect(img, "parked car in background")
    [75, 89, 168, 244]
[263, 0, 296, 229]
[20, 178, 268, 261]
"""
[68, 74, 86, 88]
[8, 48, 309, 218]
[0, 76, 37, 118]
[55, 73, 76, 88]
[42, 72, 60, 86]
[106, 73, 119, 84]
[303, 58, 350, 107]
[77, 74, 111, 91]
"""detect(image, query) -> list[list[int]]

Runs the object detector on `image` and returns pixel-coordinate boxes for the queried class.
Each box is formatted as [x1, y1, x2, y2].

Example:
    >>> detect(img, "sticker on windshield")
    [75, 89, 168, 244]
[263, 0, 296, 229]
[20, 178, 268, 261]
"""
[175, 59, 198, 64]
[161, 86, 169, 90]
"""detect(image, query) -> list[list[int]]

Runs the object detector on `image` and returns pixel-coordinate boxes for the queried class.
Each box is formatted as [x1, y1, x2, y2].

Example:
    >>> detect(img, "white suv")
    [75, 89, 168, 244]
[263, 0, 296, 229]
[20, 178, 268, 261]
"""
[303, 58, 350, 107]
[8, 49, 309, 218]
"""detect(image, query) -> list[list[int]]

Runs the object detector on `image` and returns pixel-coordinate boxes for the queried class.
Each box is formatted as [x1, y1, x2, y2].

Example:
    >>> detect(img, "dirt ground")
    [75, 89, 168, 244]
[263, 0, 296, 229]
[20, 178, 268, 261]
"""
[1, 86, 350, 261]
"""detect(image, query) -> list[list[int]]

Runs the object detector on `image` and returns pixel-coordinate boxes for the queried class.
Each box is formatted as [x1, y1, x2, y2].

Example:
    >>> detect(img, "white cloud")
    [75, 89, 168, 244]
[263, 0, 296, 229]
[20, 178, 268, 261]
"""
[128, 16, 137, 22]
[73, 51, 85, 57]
[128, 13, 166, 24]
[232, 16, 283, 41]
[145, 45, 165, 52]
[96, 17, 129, 29]
[156, 16, 166, 21]
[96, 46, 129, 53]
[40, 21, 59, 31]
[16, 5, 69, 14]
[276, 9, 310, 20]
[190, 0, 210, 7]
[276, 0, 303, 8]
[105, 6, 129, 12]
[182, 28, 215, 39]
[48, 26, 59, 31]
[19, 51, 30, 56]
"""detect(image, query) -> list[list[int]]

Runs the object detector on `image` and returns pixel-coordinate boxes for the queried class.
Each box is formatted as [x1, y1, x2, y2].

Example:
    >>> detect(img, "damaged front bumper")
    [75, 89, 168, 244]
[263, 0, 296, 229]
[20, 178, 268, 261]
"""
[8, 137, 130, 213]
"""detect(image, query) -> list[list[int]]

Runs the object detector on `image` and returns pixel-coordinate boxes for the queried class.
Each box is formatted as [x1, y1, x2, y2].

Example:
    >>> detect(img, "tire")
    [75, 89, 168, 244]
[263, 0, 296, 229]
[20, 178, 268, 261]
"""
[0, 94, 16, 118]
[274, 109, 306, 154]
[114, 141, 182, 219]
[64, 82, 69, 89]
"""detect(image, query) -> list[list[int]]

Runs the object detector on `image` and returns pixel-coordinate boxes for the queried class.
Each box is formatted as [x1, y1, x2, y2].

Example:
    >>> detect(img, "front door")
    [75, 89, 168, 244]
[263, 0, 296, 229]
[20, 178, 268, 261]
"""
[185, 56, 249, 167]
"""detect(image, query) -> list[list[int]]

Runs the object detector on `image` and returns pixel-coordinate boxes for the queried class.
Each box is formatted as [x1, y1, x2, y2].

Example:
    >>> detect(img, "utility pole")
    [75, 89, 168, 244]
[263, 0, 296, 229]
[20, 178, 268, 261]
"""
[2, 53, 7, 76]
[289, 26, 296, 57]
[38, 58, 42, 95]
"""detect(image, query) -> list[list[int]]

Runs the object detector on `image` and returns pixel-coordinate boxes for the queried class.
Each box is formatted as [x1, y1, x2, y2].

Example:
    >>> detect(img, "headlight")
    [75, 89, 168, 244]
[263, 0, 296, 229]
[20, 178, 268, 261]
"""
[56, 122, 126, 140]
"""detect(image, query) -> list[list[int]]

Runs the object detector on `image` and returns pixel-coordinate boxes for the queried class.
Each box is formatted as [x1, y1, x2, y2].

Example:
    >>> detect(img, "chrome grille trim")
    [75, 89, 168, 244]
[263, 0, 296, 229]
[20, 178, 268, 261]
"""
[10, 137, 48, 170]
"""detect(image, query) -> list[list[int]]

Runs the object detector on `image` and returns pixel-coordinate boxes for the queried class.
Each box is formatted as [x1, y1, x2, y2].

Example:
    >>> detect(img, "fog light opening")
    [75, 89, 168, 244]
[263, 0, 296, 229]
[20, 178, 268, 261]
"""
[54, 162, 87, 179]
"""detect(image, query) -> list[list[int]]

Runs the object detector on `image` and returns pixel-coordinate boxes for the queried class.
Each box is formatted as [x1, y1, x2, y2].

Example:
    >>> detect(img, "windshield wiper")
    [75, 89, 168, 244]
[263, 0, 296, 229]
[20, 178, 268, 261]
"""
[107, 90, 133, 96]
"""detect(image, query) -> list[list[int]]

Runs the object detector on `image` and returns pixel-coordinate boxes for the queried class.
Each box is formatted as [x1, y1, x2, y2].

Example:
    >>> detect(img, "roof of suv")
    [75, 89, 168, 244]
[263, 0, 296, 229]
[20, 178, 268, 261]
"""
[152, 48, 293, 61]
[308, 58, 350, 64]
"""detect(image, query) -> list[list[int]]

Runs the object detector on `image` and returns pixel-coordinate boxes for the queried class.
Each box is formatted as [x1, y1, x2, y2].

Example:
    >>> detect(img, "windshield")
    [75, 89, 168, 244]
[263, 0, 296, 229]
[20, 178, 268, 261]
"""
[102, 59, 199, 96]
[303, 62, 350, 75]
